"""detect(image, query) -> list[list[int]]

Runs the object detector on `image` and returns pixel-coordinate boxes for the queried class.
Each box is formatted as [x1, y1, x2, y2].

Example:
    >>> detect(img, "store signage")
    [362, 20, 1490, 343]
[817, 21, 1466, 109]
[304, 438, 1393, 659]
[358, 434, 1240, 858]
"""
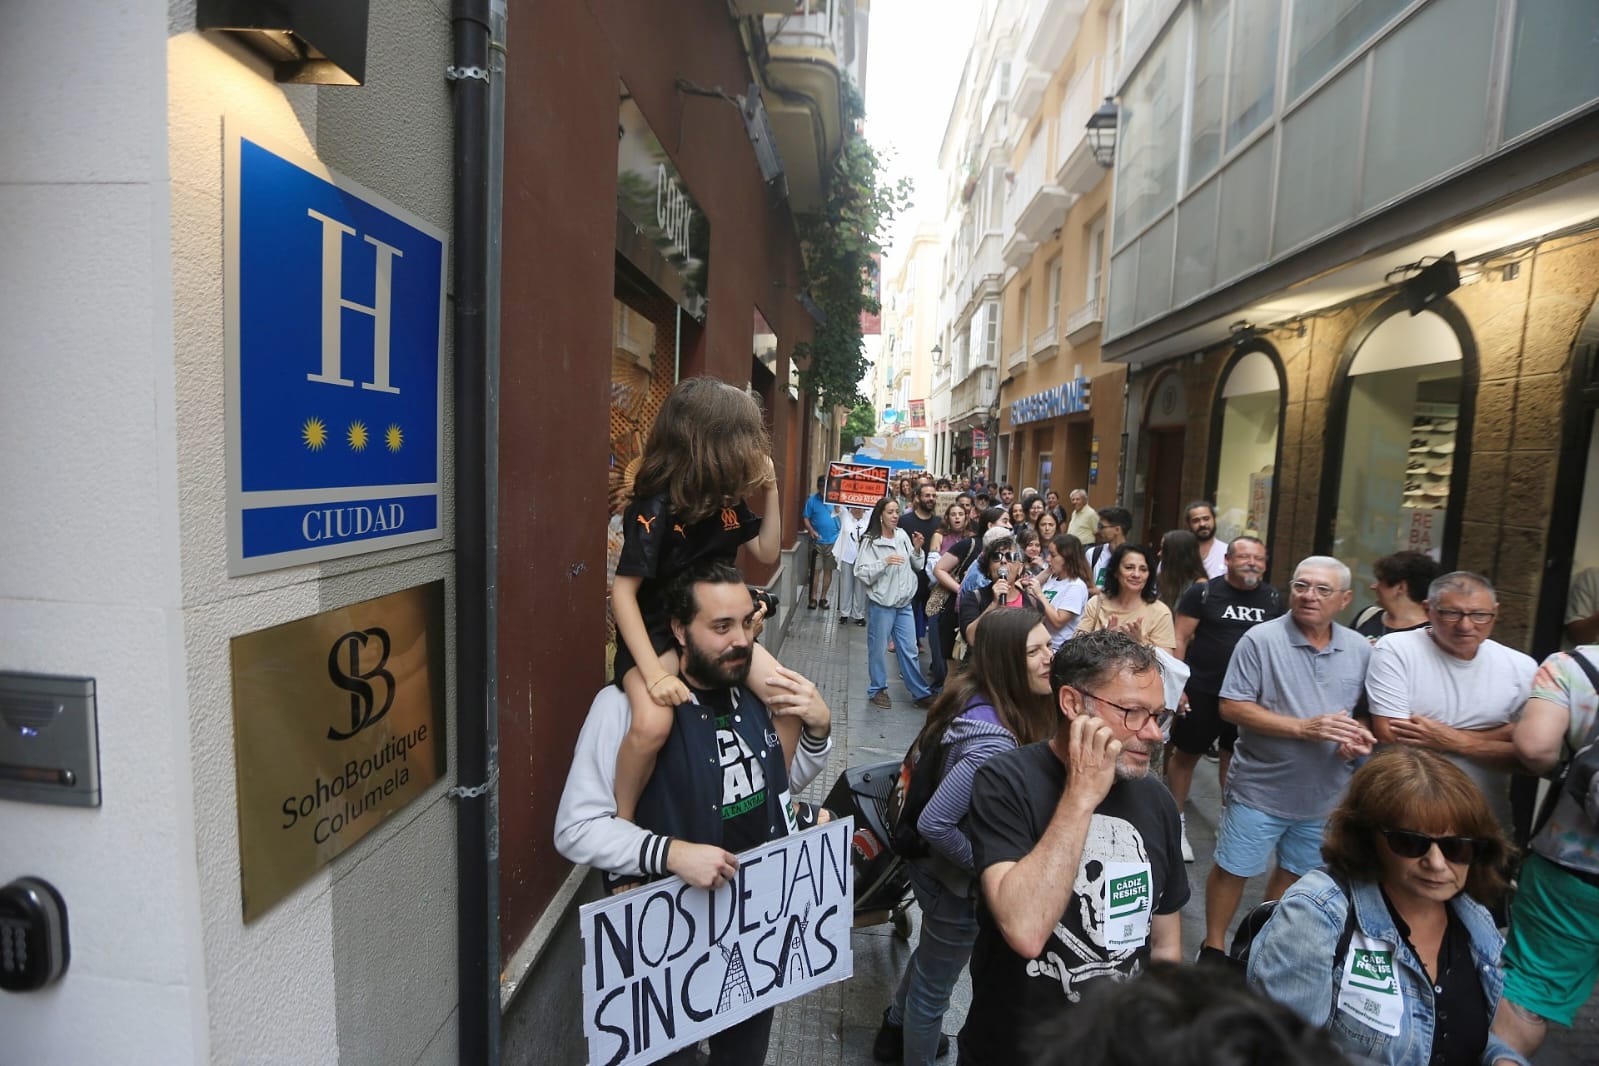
[973, 428, 989, 460]
[230, 582, 447, 922]
[618, 91, 709, 319]
[825, 462, 890, 507]
[908, 399, 926, 428]
[1010, 378, 1091, 426]
[579, 821, 854, 1066]
[224, 124, 446, 576]
[1089, 436, 1100, 485]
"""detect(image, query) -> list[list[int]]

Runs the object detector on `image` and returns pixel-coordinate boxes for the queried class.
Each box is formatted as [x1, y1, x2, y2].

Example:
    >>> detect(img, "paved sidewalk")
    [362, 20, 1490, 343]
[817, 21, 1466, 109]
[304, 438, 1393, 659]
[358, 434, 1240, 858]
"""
[764, 603, 948, 1066]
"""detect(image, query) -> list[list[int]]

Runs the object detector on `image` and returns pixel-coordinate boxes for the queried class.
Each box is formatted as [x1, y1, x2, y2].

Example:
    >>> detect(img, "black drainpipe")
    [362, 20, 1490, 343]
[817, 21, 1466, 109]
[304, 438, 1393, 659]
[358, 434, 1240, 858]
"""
[450, 0, 496, 1063]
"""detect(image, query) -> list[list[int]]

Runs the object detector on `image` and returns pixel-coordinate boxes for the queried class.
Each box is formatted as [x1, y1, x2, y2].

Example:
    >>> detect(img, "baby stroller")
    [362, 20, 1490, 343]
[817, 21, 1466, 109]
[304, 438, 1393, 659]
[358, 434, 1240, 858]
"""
[823, 759, 916, 940]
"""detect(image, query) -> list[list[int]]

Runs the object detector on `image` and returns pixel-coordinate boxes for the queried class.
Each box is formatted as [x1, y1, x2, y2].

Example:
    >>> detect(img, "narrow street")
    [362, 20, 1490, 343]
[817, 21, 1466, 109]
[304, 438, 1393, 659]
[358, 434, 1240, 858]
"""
[767, 603, 1599, 1066]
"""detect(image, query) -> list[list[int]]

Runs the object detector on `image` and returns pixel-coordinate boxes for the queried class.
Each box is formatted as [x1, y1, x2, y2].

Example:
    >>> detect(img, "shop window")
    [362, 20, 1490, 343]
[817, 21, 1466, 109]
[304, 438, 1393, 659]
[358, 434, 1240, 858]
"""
[1322, 302, 1474, 616]
[1208, 346, 1283, 550]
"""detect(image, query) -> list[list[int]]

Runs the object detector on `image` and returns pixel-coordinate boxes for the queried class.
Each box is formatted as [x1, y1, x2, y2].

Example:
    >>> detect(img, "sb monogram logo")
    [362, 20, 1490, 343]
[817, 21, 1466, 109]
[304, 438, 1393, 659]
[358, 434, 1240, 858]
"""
[326, 627, 396, 740]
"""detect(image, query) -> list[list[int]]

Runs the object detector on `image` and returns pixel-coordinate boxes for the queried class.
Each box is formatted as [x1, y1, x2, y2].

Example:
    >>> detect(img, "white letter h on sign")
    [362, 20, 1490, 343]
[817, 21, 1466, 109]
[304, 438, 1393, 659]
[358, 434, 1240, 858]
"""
[305, 208, 404, 394]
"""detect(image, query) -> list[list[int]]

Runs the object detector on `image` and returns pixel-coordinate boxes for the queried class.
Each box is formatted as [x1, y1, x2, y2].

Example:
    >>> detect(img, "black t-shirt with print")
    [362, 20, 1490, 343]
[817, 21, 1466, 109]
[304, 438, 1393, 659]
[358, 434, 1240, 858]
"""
[1175, 580, 1285, 694]
[693, 685, 771, 854]
[959, 741, 1188, 1065]
[898, 508, 942, 589]
[613, 491, 760, 679]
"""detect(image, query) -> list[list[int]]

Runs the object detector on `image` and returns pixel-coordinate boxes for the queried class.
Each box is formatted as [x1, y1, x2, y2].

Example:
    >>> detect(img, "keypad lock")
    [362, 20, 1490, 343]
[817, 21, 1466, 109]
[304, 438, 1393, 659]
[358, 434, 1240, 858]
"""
[0, 877, 69, 992]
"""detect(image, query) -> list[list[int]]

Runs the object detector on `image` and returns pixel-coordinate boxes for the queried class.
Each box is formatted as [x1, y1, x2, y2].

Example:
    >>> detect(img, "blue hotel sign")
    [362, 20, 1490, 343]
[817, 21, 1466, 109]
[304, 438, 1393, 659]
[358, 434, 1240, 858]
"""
[1010, 378, 1092, 427]
[224, 125, 446, 575]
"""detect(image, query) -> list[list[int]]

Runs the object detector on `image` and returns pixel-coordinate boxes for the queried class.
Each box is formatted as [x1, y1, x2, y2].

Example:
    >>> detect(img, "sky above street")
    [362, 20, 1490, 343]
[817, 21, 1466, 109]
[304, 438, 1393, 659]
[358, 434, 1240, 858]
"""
[864, 0, 981, 264]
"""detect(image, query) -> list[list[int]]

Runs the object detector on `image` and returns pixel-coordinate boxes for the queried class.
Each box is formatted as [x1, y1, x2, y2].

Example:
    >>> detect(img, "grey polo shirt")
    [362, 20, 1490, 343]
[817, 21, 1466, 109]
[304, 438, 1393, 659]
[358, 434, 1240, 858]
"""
[1218, 613, 1372, 821]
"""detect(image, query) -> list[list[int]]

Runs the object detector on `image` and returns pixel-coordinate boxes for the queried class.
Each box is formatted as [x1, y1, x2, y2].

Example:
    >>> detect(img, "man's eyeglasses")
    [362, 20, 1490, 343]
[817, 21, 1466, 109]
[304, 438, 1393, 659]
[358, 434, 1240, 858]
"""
[1433, 608, 1496, 625]
[1380, 828, 1484, 865]
[1073, 687, 1172, 733]
[1289, 580, 1345, 599]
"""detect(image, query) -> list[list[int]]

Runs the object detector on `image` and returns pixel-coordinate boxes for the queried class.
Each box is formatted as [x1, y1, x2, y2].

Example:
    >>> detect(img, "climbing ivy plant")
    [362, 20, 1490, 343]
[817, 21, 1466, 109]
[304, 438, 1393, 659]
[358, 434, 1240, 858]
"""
[793, 83, 913, 411]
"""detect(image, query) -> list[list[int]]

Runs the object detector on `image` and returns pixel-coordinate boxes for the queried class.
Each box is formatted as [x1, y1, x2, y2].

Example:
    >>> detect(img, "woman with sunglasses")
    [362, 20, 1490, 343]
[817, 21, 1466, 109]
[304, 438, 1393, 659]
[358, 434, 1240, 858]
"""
[958, 536, 1042, 652]
[1247, 747, 1524, 1066]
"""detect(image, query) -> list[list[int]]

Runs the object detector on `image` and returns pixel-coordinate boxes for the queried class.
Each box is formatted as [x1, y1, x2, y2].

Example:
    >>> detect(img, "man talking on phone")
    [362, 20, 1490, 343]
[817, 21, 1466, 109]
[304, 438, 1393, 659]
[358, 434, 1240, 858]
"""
[955, 630, 1187, 1064]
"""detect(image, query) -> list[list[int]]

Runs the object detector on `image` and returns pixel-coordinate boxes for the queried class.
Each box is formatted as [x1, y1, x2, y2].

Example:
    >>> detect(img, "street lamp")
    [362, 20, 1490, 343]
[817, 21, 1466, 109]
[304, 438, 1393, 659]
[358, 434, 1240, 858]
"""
[1086, 97, 1119, 167]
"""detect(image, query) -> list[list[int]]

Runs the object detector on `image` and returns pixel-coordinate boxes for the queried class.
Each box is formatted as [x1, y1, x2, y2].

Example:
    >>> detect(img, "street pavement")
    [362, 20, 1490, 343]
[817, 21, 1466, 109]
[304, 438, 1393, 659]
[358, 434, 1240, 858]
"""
[762, 602, 1597, 1065]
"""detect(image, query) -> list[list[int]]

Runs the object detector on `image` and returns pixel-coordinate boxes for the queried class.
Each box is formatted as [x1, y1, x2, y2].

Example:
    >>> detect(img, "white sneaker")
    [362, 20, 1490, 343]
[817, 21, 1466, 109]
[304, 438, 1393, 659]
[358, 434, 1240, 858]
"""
[1180, 817, 1195, 863]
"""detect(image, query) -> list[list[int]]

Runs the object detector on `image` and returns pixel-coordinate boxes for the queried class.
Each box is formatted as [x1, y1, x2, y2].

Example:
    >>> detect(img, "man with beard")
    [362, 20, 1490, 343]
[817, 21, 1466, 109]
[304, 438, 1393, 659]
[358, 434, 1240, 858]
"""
[957, 631, 1187, 1065]
[1168, 536, 1284, 862]
[899, 479, 945, 679]
[1184, 501, 1228, 580]
[555, 560, 833, 1065]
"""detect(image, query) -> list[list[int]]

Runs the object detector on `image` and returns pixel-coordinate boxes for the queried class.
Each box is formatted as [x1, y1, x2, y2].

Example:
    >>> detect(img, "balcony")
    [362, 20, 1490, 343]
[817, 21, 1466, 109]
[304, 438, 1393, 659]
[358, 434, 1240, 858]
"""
[1065, 296, 1103, 344]
[951, 365, 999, 427]
[1012, 61, 1049, 125]
[1031, 323, 1059, 361]
[1006, 131, 1074, 248]
[762, 0, 851, 213]
[1020, 0, 1088, 73]
[1054, 61, 1103, 196]
[957, 232, 1005, 316]
[1006, 342, 1027, 370]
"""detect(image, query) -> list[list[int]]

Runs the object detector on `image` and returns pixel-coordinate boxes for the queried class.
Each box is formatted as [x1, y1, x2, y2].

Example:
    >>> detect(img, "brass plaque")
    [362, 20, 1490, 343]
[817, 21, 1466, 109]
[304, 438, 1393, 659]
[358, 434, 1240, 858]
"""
[230, 581, 447, 922]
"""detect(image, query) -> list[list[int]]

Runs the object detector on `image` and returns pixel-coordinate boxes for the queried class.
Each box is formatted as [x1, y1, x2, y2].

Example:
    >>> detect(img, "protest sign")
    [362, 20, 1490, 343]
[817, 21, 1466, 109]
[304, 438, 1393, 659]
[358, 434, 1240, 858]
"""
[579, 820, 856, 1066]
[826, 462, 890, 507]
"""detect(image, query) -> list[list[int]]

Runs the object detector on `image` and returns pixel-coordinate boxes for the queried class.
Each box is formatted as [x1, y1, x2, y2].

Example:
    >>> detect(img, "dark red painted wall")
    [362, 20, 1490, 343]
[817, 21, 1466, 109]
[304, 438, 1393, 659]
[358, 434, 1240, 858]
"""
[498, 0, 814, 954]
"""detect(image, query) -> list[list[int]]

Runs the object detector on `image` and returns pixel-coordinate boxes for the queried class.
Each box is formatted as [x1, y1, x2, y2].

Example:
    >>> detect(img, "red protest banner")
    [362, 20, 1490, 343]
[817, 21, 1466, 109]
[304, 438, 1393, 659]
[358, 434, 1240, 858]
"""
[826, 461, 890, 507]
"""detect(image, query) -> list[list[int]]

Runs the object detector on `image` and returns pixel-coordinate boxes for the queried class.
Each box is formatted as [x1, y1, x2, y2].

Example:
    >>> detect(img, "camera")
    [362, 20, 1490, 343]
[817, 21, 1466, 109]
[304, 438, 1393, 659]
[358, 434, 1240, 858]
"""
[748, 586, 779, 617]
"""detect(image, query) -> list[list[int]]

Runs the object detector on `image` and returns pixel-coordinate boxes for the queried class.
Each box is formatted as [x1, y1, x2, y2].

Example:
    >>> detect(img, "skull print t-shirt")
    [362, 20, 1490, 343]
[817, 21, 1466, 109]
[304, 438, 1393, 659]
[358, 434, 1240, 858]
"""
[958, 741, 1187, 1064]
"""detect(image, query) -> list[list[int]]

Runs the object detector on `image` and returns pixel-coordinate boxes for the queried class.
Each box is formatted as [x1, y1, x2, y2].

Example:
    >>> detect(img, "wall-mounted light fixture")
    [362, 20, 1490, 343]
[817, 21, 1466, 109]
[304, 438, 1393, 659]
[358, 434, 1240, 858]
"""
[1086, 97, 1119, 167]
[198, 0, 370, 86]
[1388, 252, 1460, 316]
[931, 343, 943, 357]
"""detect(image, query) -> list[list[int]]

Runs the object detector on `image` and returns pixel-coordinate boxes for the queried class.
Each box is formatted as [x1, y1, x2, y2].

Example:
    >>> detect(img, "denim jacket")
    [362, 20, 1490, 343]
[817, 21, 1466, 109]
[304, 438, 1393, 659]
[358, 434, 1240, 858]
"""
[1247, 870, 1530, 1066]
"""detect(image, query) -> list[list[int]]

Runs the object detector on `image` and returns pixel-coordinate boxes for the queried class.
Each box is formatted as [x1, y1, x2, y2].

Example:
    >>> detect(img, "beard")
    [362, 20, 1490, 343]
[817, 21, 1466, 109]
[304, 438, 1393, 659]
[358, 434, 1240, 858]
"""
[683, 633, 753, 688]
[1115, 739, 1156, 780]
[1233, 570, 1262, 588]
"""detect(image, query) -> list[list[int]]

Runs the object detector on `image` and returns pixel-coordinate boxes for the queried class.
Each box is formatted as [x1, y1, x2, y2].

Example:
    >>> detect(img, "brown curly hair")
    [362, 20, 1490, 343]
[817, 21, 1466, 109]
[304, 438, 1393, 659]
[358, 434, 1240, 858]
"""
[632, 377, 771, 524]
[1321, 747, 1513, 905]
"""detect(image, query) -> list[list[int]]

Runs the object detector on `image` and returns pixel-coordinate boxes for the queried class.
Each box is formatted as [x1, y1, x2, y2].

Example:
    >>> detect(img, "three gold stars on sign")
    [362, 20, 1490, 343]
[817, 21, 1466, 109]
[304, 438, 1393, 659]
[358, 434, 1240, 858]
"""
[301, 417, 403, 453]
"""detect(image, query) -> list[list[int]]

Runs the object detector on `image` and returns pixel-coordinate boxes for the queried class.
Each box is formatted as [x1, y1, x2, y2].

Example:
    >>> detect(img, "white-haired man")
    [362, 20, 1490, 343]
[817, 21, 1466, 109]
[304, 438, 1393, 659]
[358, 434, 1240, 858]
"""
[1199, 556, 1375, 959]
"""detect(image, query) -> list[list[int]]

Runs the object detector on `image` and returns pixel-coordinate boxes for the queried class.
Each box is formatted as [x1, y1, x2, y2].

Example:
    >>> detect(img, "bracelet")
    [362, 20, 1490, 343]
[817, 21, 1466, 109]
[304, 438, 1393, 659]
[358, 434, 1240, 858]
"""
[648, 676, 672, 693]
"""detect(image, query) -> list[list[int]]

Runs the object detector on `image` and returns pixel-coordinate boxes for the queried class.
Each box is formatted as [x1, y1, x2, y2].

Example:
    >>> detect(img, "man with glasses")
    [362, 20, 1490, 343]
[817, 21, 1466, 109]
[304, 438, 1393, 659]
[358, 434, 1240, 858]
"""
[957, 630, 1187, 1064]
[1364, 571, 1534, 830]
[1199, 556, 1374, 960]
[1086, 507, 1131, 589]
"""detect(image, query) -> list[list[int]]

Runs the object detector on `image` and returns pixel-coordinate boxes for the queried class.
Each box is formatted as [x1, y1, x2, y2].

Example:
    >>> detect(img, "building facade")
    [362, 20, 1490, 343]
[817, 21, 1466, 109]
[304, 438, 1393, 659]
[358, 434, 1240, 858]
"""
[3, 1, 861, 1062]
[1102, 0, 1599, 651]
[996, 0, 1128, 505]
[930, 0, 1021, 482]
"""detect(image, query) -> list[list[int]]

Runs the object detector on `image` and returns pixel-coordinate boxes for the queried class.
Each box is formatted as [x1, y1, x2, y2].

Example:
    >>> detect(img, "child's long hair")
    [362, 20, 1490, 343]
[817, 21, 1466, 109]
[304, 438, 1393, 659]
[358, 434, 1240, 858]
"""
[633, 378, 771, 524]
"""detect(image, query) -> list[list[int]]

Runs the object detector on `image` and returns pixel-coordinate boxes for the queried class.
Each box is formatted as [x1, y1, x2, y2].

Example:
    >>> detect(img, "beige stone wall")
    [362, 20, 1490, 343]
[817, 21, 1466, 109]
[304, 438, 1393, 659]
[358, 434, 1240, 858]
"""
[1156, 231, 1599, 650]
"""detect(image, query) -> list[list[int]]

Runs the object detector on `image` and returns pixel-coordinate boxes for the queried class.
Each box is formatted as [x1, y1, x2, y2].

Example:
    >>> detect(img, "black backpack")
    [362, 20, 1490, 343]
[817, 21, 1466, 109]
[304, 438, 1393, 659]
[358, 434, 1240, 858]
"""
[886, 733, 952, 860]
[1229, 871, 1356, 973]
